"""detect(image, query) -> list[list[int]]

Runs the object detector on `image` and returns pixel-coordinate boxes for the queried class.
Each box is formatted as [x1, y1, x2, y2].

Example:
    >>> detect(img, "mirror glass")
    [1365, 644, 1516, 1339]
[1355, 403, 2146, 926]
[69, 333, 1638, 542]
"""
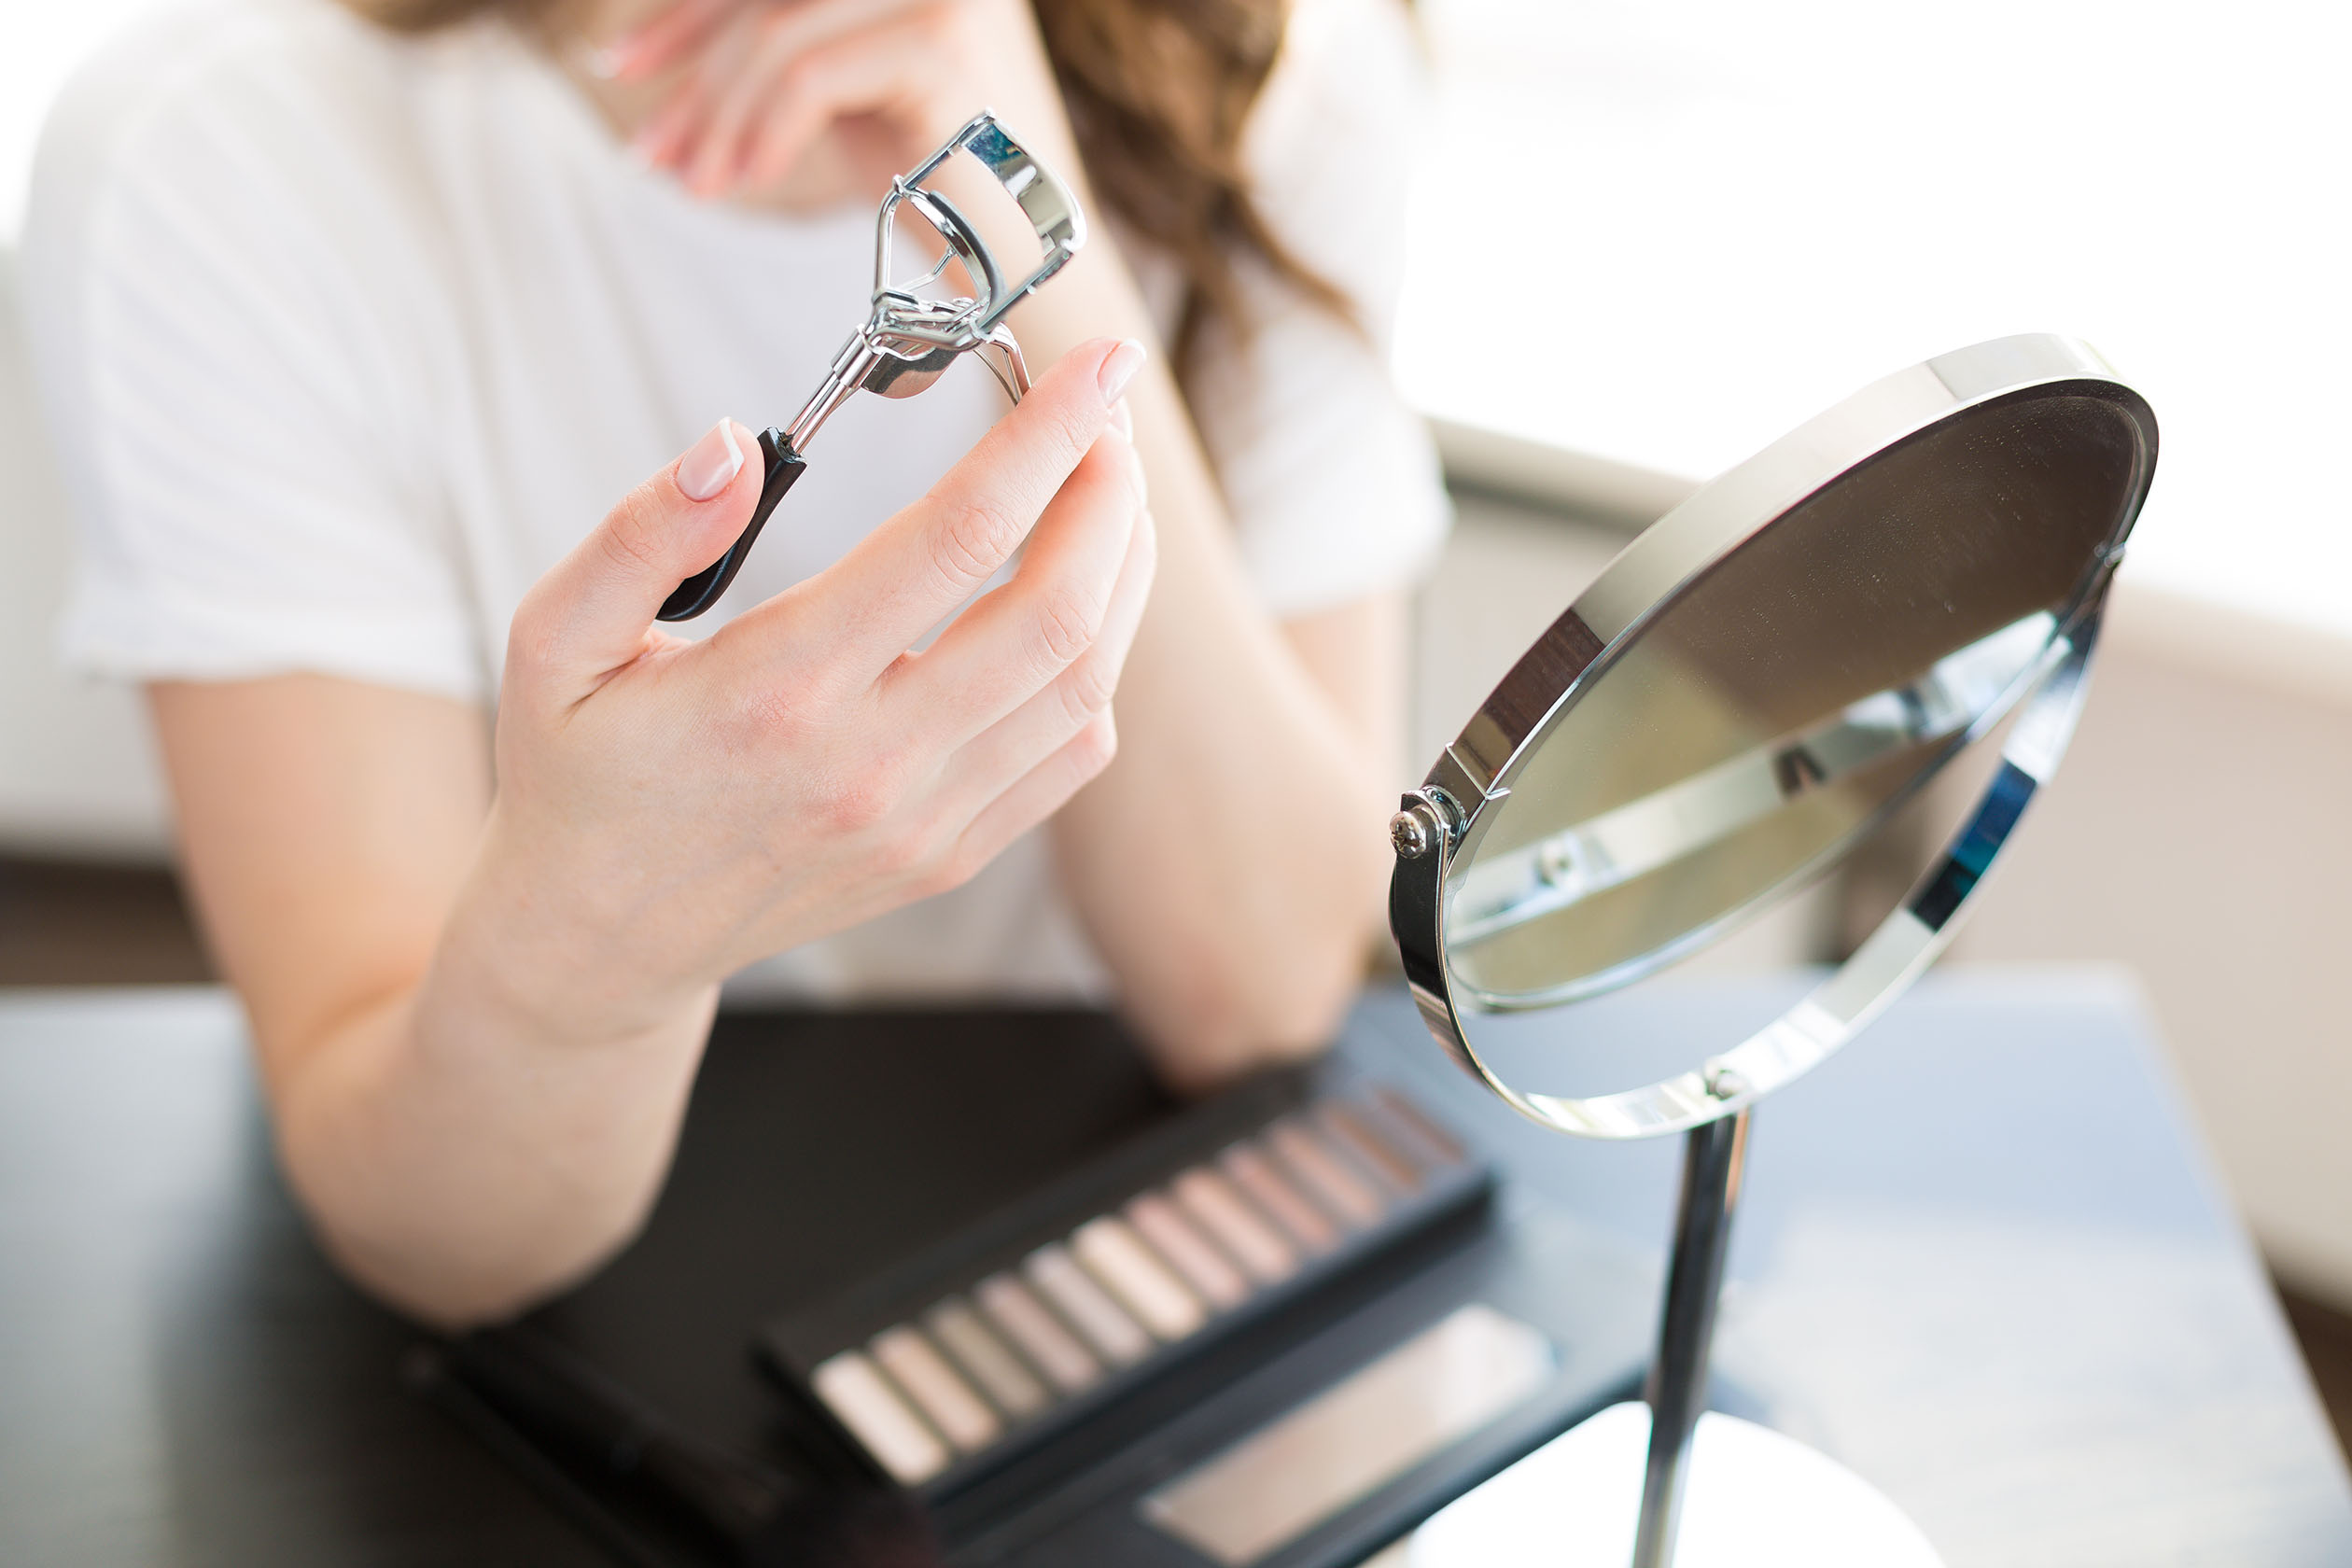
[1443, 388, 2149, 1015]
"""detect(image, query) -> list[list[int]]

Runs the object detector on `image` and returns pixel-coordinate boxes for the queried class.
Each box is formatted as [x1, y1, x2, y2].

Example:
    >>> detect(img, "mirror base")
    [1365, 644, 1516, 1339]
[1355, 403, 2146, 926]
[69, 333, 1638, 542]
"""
[1390, 1401, 1942, 1567]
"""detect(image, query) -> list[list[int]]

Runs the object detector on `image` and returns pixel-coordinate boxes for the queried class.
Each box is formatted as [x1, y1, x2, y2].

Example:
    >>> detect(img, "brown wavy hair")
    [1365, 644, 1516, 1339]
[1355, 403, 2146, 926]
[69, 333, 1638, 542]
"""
[344, 0, 1354, 379]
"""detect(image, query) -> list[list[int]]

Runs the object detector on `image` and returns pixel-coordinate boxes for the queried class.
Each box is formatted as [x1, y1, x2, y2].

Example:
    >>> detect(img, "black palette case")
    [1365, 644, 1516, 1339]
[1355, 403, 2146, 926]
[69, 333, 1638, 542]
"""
[420, 1003, 1655, 1568]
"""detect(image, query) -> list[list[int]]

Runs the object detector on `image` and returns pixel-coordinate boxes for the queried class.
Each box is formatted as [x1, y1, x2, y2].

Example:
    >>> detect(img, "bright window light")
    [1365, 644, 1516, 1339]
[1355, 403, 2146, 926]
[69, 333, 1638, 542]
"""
[1400, 0, 2352, 640]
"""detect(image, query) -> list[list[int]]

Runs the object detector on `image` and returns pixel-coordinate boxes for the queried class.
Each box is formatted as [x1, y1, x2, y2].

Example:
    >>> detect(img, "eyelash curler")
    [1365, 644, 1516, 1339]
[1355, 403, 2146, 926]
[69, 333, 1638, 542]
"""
[658, 111, 1089, 622]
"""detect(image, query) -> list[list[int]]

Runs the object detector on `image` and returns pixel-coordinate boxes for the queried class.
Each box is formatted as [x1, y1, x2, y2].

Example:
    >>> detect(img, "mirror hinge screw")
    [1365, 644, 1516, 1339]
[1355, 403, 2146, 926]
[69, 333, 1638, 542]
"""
[1391, 799, 1446, 860]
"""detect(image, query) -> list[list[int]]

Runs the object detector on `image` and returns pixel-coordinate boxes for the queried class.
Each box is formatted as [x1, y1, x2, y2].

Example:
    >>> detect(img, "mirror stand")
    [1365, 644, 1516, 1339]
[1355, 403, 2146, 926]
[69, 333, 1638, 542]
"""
[1385, 337, 2156, 1568]
[1633, 1109, 1939, 1568]
[1632, 1109, 1749, 1568]
[1403, 1106, 1942, 1568]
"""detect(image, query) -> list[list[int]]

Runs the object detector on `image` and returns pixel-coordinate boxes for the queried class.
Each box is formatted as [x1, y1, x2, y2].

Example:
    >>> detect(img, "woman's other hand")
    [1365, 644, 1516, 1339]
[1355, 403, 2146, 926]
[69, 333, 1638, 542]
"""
[459, 335, 1153, 1041]
[595, 0, 1071, 207]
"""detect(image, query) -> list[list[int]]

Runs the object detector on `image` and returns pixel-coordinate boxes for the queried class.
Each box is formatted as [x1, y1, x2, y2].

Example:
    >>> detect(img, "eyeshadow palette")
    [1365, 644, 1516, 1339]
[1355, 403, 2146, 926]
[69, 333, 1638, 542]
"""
[427, 1006, 1659, 1568]
[760, 1081, 1490, 1500]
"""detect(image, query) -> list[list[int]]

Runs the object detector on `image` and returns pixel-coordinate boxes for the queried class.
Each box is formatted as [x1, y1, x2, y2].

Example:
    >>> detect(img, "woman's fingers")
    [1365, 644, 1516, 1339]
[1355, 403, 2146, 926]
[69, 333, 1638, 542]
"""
[628, 0, 944, 194]
[696, 10, 958, 197]
[1086, 496, 1157, 699]
[595, 0, 738, 82]
[948, 712, 1121, 880]
[505, 419, 762, 706]
[630, 8, 769, 175]
[892, 428, 1147, 748]
[684, 29, 833, 198]
[935, 497, 1155, 812]
[734, 340, 1144, 679]
[833, 500, 1149, 908]
[897, 500, 1148, 850]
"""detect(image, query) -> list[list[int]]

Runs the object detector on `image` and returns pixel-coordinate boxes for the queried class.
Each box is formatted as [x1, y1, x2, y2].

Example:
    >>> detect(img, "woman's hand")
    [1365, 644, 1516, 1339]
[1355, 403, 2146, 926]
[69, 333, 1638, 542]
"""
[597, 0, 1072, 207]
[153, 337, 1149, 1323]
[453, 336, 1153, 1043]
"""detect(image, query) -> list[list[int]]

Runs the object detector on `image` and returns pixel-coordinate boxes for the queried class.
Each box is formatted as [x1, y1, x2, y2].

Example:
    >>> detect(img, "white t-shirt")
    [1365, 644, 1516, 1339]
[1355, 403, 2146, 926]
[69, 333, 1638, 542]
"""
[21, 0, 1449, 1003]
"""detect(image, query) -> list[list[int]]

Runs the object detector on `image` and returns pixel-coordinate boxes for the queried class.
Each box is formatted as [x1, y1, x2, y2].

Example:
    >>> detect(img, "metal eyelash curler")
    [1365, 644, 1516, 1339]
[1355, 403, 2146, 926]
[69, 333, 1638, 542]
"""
[658, 111, 1088, 622]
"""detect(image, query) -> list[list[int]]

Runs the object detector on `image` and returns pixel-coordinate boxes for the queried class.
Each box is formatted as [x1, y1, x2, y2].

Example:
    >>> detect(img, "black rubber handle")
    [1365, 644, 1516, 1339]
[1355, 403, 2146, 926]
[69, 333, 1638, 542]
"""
[657, 427, 807, 622]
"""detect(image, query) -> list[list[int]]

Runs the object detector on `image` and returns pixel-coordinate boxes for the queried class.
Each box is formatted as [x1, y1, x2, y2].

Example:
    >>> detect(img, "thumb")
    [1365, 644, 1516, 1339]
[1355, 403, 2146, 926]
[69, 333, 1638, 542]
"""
[509, 419, 763, 699]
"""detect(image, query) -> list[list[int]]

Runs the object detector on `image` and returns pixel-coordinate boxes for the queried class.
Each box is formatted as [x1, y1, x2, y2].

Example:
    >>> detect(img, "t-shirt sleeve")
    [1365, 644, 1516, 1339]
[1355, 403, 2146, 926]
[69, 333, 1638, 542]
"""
[22, 19, 487, 703]
[1185, 0, 1451, 619]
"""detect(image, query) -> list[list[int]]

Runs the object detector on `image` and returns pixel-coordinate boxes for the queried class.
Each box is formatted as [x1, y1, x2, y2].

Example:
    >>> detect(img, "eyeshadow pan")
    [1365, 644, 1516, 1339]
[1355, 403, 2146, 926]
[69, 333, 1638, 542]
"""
[872, 1325, 1001, 1451]
[1026, 1242, 1153, 1366]
[1316, 1103, 1423, 1195]
[1372, 1086, 1465, 1167]
[757, 1079, 1491, 1504]
[811, 1351, 950, 1485]
[1223, 1144, 1339, 1253]
[1171, 1167, 1298, 1285]
[1269, 1120, 1385, 1228]
[925, 1299, 1049, 1420]
[975, 1272, 1102, 1395]
[1072, 1215, 1206, 1340]
[1127, 1192, 1251, 1309]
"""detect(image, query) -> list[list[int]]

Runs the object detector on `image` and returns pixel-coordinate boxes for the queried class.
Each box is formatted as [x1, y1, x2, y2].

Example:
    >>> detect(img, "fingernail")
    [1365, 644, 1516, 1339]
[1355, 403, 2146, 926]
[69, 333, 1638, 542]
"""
[584, 45, 623, 79]
[1109, 398, 1133, 441]
[1097, 339, 1146, 405]
[678, 418, 744, 500]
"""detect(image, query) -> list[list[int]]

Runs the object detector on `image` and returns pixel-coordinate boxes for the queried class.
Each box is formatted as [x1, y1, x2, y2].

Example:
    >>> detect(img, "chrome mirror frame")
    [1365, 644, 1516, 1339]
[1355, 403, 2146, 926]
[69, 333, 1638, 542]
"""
[1387, 334, 2157, 1141]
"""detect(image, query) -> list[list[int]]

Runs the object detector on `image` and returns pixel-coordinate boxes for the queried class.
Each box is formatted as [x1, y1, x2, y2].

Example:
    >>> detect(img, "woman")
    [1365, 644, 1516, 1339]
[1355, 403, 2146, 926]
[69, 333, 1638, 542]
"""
[21, 0, 1448, 1324]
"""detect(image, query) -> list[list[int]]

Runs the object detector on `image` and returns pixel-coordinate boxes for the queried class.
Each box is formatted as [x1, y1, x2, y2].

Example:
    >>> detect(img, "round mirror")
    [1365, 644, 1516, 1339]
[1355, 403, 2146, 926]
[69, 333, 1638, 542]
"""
[1390, 335, 2156, 1139]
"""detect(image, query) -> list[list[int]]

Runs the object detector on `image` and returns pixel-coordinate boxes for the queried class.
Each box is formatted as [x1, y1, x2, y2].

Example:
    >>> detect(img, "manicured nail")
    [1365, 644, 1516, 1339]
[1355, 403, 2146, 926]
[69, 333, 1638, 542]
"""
[679, 419, 744, 500]
[1098, 339, 1146, 405]
[1109, 398, 1133, 441]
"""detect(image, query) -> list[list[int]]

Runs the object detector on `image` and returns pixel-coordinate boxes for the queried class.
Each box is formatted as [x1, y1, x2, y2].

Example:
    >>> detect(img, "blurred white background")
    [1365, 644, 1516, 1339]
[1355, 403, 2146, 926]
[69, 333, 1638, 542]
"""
[1396, 0, 2350, 639]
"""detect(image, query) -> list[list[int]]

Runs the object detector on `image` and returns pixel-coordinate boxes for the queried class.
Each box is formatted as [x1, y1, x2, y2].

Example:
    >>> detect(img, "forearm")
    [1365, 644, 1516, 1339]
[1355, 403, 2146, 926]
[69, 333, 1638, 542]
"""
[273, 850, 718, 1327]
[1054, 389, 1393, 1079]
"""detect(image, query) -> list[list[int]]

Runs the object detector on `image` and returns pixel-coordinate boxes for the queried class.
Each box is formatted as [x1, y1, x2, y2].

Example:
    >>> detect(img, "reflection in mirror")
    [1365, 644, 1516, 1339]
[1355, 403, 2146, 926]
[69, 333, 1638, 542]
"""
[1442, 391, 2142, 1017]
[1448, 612, 2055, 948]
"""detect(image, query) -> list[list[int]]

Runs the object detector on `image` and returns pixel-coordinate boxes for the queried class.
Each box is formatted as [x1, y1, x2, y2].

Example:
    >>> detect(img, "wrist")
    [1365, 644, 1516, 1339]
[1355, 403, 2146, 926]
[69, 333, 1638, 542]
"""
[433, 801, 718, 1050]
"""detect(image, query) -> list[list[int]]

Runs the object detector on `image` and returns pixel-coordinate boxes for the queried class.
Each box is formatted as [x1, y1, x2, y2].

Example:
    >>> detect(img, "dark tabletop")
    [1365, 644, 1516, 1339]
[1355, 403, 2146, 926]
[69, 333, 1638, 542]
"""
[2, 970, 2347, 1567]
